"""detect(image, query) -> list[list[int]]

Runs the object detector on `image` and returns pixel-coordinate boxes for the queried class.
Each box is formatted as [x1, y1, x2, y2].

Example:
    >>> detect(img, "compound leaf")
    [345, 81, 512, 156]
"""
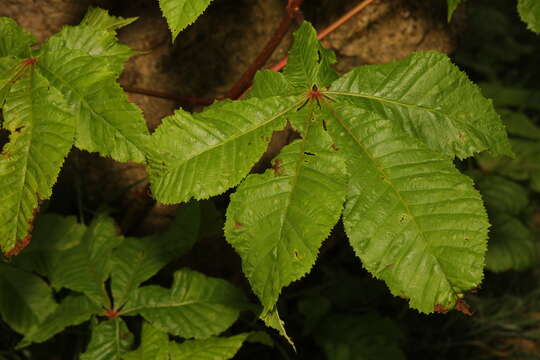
[81, 318, 134, 360]
[159, 0, 214, 41]
[328, 51, 512, 159]
[0, 69, 74, 254]
[518, 0, 540, 33]
[18, 295, 100, 348]
[148, 96, 302, 204]
[111, 202, 200, 309]
[0, 263, 57, 335]
[48, 214, 122, 307]
[225, 113, 347, 315]
[122, 269, 248, 339]
[324, 104, 489, 313]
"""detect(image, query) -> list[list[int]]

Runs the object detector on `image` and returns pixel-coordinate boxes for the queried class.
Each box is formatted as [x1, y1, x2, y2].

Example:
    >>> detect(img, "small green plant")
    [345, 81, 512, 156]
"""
[0, 204, 264, 358]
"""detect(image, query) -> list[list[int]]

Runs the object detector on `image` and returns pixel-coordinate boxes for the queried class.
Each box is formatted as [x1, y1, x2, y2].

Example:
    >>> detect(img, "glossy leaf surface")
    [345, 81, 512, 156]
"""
[324, 105, 488, 313]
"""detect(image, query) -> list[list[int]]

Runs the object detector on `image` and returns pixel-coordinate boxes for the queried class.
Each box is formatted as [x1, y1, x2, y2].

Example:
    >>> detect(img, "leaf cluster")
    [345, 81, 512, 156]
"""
[0, 203, 262, 359]
[0, 0, 525, 354]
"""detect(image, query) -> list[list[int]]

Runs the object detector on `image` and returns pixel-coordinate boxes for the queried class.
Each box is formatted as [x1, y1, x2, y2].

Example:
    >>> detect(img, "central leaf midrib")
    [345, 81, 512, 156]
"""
[36, 61, 146, 156]
[121, 298, 225, 315]
[257, 102, 317, 306]
[112, 245, 159, 310]
[324, 90, 487, 150]
[322, 100, 456, 299]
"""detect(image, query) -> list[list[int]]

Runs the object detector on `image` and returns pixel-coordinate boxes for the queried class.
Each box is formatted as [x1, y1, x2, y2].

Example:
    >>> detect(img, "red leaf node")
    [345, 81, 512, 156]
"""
[21, 58, 37, 66]
[105, 308, 120, 319]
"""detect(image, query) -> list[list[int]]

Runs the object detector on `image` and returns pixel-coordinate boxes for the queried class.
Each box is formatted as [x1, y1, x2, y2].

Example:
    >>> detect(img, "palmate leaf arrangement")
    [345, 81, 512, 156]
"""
[0, 0, 527, 355]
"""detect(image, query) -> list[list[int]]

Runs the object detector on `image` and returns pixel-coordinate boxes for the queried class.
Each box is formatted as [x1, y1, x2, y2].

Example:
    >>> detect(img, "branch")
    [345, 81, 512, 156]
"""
[124, 0, 378, 104]
[224, 0, 304, 100]
[270, 0, 379, 72]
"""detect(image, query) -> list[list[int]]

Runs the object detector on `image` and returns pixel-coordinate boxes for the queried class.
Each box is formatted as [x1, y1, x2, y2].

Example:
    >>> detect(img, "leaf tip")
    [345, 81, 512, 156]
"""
[5, 233, 32, 257]
[3, 201, 42, 257]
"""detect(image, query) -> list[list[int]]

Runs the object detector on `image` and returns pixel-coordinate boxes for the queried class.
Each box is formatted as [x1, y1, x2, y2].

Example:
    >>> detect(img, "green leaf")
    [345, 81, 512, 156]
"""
[158, 0, 214, 41]
[486, 214, 538, 272]
[283, 22, 338, 89]
[148, 96, 302, 204]
[12, 214, 85, 276]
[225, 112, 347, 314]
[48, 214, 122, 307]
[502, 111, 540, 140]
[518, 0, 540, 33]
[146, 20, 509, 331]
[122, 269, 248, 339]
[111, 202, 201, 309]
[81, 7, 138, 31]
[44, 9, 137, 75]
[328, 51, 512, 159]
[124, 323, 251, 360]
[81, 318, 134, 360]
[315, 313, 406, 360]
[447, 0, 463, 21]
[0, 18, 35, 58]
[122, 322, 169, 360]
[324, 104, 488, 313]
[167, 333, 251, 360]
[18, 295, 100, 348]
[0, 56, 24, 107]
[0, 263, 57, 334]
[260, 307, 294, 349]
[476, 175, 529, 216]
[37, 46, 149, 163]
[477, 138, 540, 185]
[247, 71, 298, 99]
[474, 174, 537, 272]
[0, 69, 75, 253]
[480, 83, 540, 111]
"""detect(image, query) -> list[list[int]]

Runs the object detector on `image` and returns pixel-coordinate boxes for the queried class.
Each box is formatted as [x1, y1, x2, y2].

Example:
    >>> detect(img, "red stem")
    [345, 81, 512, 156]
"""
[270, 0, 379, 73]
[224, 0, 304, 100]
[124, 0, 377, 104]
